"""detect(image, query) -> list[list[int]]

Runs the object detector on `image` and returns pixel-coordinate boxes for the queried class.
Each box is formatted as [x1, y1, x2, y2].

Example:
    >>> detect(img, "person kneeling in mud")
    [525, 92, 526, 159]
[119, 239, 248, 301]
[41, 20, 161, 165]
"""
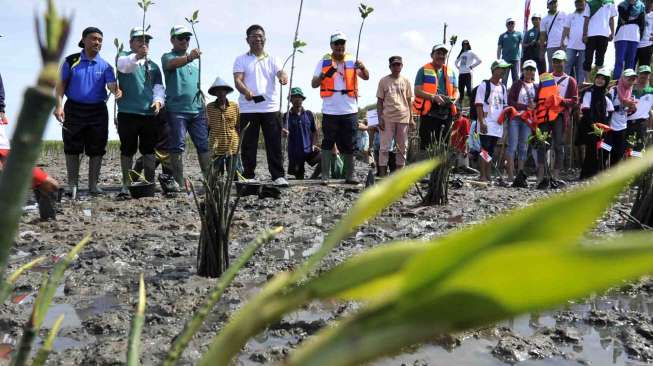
[576, 68, 614, 179]
[207, 77, 242, 175]
[283, 87, 321, 180]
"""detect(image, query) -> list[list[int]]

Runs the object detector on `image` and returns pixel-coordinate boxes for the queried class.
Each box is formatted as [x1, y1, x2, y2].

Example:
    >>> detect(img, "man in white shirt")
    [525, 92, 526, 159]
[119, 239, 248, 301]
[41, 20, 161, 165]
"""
[311, 31, 369, 184]
[475, 60, 510, 182]
[233, 24, 289, 186]
[540, 0, 568, 71]
[627, 65, 653, 151]
[562, 0, 590, 84]
[584, 0, 617, 79]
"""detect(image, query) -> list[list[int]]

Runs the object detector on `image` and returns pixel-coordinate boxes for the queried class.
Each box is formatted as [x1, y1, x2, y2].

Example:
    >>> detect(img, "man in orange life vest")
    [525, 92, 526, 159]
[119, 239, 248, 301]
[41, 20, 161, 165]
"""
[413, 44, 460, 156]
[311, 31, 370, 184]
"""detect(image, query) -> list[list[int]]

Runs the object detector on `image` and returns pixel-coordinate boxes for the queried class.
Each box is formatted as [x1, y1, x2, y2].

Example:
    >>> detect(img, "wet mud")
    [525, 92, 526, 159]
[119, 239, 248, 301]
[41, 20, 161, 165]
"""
[1, 151, 652, 365]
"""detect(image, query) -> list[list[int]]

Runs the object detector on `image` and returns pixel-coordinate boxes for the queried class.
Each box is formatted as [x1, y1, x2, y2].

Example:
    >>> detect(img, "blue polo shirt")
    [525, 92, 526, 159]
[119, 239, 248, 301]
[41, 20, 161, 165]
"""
[61, 51, 116, 104]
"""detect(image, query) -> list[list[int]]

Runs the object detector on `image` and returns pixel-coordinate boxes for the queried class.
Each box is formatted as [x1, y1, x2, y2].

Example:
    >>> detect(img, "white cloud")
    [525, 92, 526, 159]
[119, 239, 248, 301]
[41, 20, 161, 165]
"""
[400, 30, 429, 54]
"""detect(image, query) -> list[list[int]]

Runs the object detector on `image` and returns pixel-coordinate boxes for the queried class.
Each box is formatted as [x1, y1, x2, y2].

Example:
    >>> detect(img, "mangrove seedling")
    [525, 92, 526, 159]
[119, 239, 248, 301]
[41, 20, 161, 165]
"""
[137, 0, 154, 81]
[127, 274, 146, 366]
[422, 129, 455, 206]
[113, 38, 124, 126]
[185, 10, 206, 106]
[355, 3, 374, 63]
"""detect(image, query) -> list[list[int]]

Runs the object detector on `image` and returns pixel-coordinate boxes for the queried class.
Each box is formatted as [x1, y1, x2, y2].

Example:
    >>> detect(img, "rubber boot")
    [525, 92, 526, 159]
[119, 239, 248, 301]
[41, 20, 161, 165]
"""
[169, 153, 184, 187]
[88, 155, 104, 195]
[142, 154, 156, 184]
[119, 155, 133, 196]
[378, 166, 388, 177]
[65, 154, 80, 199]
[321, 151, 333, 184]
[343, 154, 359, 185]
[198, 151, 211, 178]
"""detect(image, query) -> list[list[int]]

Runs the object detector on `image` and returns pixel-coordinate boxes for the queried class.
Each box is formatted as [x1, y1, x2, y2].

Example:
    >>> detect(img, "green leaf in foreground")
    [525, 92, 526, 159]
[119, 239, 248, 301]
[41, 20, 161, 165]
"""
[0, 257, 46, 304]
[127, 274, 146, 366]
[31, 314, 64, 366]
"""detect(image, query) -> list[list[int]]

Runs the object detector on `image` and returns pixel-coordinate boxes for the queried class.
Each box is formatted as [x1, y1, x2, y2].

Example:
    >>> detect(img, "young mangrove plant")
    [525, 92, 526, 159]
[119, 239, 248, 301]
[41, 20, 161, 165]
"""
[0, 0, 71, 285]
[127, 274, 146, 366]
[185, 10, 205, 106]
[136, 0, 154, 81]
[422, 131, 456, 206]
[355, 3, 374, 62]
[113, 38, 124, 126]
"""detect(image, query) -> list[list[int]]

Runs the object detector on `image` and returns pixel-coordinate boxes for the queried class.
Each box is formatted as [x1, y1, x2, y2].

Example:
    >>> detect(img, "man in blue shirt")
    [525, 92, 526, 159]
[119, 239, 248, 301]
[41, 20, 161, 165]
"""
[283, 87, 319, 180]
[54, 27, 121, 196]
[497, 18, 523, 86]
[522, 14, 546, 74]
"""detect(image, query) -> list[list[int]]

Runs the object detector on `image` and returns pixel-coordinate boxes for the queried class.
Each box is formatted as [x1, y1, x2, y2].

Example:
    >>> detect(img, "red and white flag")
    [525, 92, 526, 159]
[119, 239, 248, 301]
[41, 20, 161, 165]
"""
[599, 141, 612, 152]
[480, 149, 493, 162]
[524, 0, 531, 33]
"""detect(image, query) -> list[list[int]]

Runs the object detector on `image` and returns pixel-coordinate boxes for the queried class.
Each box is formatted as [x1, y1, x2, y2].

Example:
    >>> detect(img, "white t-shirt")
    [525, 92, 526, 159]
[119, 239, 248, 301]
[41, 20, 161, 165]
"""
[581, 92, 615, 116]
[607, 89, 628, 131]
[639, 11, 653, 48]
[554, 73, 572, 97]
[616, 24, 642, 42]
[517, 82, 537, 106]
[541, 11, 568, 48]
[475, 80, 507, 138]
[455, 50, 482, 74]
[628, 93, 653, 120]
[565, 8, 590, 50]
[588, 4, 618, 37]
[313, 58, 359, 115]
[0, 124, 9, 150]
[233, 52, 282, 113]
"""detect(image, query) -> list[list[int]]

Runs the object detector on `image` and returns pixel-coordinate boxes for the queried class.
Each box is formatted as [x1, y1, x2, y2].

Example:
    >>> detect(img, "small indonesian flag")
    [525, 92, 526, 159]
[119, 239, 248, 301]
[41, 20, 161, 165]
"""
[480, 149, 493, 162]
[599, 141, 612, 152]
[631, 150, 643, 158]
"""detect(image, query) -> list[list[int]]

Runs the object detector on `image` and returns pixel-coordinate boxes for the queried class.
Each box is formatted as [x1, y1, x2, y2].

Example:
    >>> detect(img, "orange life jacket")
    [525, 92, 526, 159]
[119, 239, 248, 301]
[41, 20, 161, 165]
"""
[320, 53, 357, 98]
[534, 73, 564, 125]
[412, 63, 457, 116]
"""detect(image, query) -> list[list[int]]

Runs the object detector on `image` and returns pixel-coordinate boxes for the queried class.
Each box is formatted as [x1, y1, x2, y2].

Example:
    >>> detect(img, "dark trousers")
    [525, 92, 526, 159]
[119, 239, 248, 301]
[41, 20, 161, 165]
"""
[537, 118, 565, 170]
[605, 129, 626, 167]
[239, 112, 284, 180]
[62, 100, 108, 156]
[580, 139, 601, 180]
[522, 47, 546, 75]
[459, 73, 472, 101]
[637, 45, 653, 69]
[288, 150, 320, 179]
[117, 112, 157, 156]
[627, 119, 649, 151]
[321, 113, 357, 154]
[584, 36, 609, 72]
[419, 113, 452, 150]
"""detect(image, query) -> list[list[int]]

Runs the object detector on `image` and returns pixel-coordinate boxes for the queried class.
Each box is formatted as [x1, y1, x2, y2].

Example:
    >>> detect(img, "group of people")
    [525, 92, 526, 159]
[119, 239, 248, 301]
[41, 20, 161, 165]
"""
[2, 0, 653, 200]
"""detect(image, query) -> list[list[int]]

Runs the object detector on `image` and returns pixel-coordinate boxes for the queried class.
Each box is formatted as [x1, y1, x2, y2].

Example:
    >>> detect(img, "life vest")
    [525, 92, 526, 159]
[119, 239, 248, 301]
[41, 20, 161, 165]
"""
[320, 53, 357, 98]
[534, 73, 564, 125]
[412, 63, 457, 116]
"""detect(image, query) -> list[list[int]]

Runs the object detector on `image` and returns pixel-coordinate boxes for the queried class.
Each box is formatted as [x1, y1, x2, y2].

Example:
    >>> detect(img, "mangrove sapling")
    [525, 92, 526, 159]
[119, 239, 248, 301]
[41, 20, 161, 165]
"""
[113, 38, 124, 126]
[280, 0, 306, 123]
[185, 10, 205, 106]
[162, 227, 282, 366]
[0, 257, 46, 304]
[127, 274, 146, 366]
[422, 124, 455, 206]
[137, 0, 154, 81]
[0, 0, 70, 284]
[31, 315, 64, 366]
[355, 3, 374, 63]
[11, 234, 92, 366]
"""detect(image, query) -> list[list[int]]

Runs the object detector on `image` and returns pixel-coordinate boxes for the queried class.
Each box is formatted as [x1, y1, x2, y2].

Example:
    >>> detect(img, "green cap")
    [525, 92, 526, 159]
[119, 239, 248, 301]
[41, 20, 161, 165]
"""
[290, 87, 306, 99]
[623, 68, 637, 78]
[130, 27, 152, 40]
[170, 25, 192, 37]
[491, 59, 511, 71]
[639, 65, 652, 74]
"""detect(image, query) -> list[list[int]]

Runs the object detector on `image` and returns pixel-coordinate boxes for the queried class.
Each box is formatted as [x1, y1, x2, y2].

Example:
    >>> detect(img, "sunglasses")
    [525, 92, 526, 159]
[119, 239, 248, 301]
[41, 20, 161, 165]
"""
[175, 35, 190, 42]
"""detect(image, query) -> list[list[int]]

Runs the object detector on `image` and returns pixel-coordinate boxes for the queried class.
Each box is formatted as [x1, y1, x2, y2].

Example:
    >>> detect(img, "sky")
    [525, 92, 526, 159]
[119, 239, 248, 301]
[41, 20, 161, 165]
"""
[1, 0, 612, 140]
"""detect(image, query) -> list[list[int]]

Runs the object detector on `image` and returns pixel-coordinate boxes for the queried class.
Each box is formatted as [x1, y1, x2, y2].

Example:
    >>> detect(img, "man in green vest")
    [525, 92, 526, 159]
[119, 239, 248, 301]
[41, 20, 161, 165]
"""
[116, 27, 165, 196]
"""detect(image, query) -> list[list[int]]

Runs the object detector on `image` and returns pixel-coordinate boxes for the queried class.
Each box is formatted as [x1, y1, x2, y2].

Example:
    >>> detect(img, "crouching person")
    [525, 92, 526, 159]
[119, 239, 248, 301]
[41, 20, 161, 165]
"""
[283, 87, 320, 180]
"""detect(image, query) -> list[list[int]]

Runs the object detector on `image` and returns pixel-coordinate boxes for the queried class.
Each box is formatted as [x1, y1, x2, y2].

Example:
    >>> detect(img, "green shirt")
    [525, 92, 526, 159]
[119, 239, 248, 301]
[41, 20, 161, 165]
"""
[161, 50, 203, 113]
[117, 51, 163, 116]
[498, 31, 523, 61]
[633, 85, 653, 98]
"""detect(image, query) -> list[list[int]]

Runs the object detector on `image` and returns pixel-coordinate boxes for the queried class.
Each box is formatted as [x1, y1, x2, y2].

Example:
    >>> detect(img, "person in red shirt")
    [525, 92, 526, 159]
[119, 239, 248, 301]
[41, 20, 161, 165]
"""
[450, 111, 477, 174]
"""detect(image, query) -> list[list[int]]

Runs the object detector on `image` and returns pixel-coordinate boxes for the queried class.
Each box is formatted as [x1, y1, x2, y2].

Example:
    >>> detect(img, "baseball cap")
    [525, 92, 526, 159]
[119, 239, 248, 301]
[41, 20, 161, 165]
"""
[78, 26, 103, 48]
[389, 56, 403, 65]
[491, 59, 512, 71]
[129, 27, 152, 40]
[547, 0, 557, 4]
[522, 59, 537, 70]
[623, 68, 637, 77]
[506, 17, 515, 24]
[638, 65, 652, 74]
[330, 31, 347, 43]
[170, 25, 192, 37]
[552, 50, 567, 61]
[431, 44, 449, 54]
[531, 13, 542, 19]
[596, 68, 612, 78]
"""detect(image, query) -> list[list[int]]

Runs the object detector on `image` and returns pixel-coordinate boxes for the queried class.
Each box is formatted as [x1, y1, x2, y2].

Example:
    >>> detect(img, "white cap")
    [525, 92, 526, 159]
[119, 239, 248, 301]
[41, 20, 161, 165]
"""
[431, 44, 449, 53]
[531, 13, 542, 19]
[596, 68, 612, 78]
[552, 50, 567, 61]
[623, 68, 637, 77]
[330, 31, 347, 43]
[506, 17, 515, 24]
[522, 59, 538, 70]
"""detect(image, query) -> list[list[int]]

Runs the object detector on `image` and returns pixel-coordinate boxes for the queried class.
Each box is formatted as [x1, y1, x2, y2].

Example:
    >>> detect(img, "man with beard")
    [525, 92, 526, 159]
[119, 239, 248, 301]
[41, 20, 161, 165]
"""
[54, 27, 121, 196]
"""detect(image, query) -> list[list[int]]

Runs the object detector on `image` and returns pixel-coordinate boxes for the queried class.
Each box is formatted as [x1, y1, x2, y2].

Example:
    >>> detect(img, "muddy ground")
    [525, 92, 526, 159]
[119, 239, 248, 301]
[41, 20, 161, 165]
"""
[1, 150, 653, 366]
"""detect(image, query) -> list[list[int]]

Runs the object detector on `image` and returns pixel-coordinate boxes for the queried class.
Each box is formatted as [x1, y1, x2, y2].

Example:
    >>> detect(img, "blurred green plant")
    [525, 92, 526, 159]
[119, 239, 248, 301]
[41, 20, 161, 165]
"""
[31, 314, 64, 366]
[0, 257, 46, 303]
[127, 274, 146, 366]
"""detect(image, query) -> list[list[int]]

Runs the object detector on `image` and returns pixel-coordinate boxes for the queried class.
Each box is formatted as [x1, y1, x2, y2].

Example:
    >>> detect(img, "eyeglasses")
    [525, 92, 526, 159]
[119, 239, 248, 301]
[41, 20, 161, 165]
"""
[175, 35, 190, 42]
